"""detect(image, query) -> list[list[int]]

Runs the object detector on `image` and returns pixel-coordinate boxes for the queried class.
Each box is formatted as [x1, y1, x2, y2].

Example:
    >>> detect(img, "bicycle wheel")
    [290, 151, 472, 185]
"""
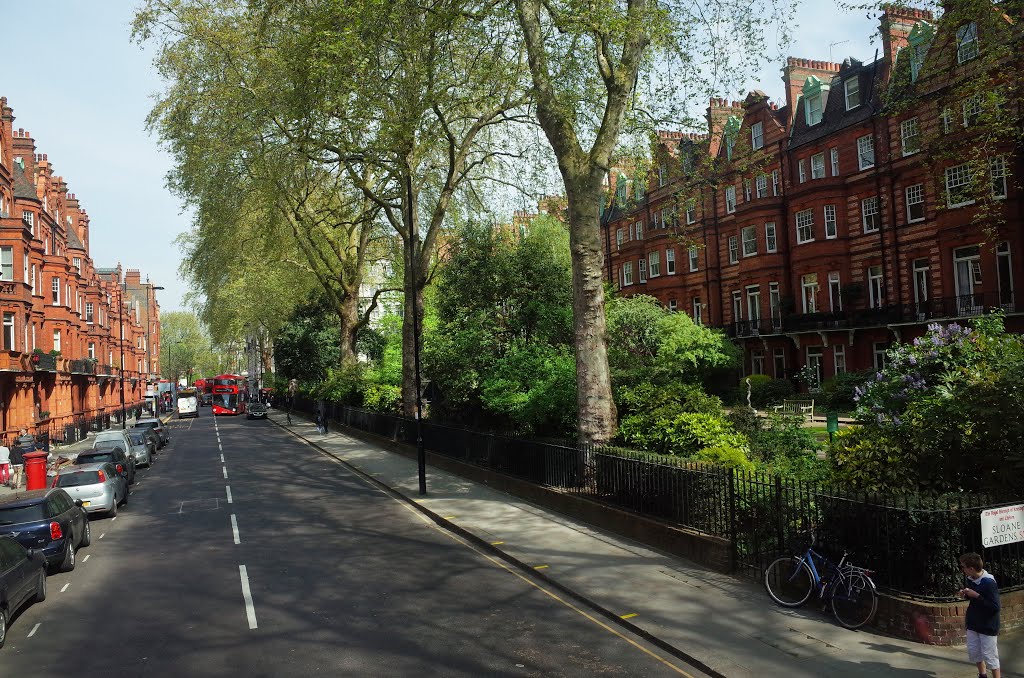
[830, 573, 878, 629]
[764, 556, 815, 607]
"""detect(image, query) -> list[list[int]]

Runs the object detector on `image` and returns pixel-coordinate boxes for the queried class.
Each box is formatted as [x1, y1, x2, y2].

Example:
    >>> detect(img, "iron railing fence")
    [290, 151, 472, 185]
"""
[290, 397, 1023, 600]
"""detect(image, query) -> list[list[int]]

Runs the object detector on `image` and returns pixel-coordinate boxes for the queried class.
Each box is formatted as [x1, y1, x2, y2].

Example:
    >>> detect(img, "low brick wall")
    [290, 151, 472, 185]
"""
[874, 588, 1024, 645]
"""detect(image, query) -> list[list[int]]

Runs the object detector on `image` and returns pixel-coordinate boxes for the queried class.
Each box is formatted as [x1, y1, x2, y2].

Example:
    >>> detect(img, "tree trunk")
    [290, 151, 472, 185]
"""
[400, 241, 424, 419]
[563, 171, 617, 445]
[338, 292, 362, 369]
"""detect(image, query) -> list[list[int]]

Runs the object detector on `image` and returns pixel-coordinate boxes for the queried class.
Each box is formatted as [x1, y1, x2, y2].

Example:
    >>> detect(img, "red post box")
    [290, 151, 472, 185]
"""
[24, 451, 49, 490]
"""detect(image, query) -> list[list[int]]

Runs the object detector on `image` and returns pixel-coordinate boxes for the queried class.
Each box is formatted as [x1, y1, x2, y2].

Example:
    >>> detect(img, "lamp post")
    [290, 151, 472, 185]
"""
[117, 287, 127, 430]
[162, 339, 181, 414]
[148, 284, 164, 414]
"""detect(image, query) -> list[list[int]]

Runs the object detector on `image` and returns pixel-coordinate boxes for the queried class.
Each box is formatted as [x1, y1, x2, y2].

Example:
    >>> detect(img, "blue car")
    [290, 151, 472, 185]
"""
[0, 489, 90, 574]
[0, 535, 47, 648]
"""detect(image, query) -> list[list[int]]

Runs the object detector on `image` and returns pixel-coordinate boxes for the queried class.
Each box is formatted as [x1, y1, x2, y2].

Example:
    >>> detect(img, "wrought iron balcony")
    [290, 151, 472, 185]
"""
[70, 359, 97, 375]
[31, 353, 58, 372]
[724, 292, 1019, 338]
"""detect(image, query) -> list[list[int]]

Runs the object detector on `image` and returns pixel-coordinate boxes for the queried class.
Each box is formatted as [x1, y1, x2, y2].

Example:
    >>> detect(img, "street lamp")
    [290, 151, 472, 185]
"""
[148, 284, 164, 414]
[117, 286, 127, 430]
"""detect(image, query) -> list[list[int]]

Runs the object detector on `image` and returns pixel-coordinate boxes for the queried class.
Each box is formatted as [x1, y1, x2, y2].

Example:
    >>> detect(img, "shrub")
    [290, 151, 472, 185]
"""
[616, 382, 724, 453]
[819, 370, 870, 413]
[362, 384, 401, 412]
[743, 376, 794, 408]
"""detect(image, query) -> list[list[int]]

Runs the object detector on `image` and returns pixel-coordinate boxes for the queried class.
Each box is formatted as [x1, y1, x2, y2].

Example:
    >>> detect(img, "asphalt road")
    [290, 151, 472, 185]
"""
[0, 411, 709, 677]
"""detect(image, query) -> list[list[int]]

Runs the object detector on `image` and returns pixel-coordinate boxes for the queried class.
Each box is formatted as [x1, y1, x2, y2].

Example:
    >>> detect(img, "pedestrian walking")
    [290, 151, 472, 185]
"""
[11, 428, 33, 490]
[958, 552, 1001, 678]
[315, 412, 326, 435]
[0, 442, 10, 486]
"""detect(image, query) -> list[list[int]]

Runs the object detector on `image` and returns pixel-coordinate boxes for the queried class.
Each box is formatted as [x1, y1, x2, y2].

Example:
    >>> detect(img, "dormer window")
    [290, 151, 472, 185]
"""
[908, 21, 934, 82]
[724, 116, 741, 160]
[615, 176, 628, 203]
[956, 22, 978, 64]
[844, 77, 860, 111]
[802, 76, 829, 126]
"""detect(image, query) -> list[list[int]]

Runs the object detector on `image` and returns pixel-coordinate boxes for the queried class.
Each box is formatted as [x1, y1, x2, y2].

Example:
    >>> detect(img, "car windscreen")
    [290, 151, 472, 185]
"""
[128, 432, 147, 444]
[77, 452, 114, 464]
[55, 471, 103, 487]
[135, 422, 159, 430]
[0, 504, 47, 524]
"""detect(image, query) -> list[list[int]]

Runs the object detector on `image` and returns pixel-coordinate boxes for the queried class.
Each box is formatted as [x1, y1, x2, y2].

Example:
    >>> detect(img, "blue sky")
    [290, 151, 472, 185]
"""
[3, 1, 879, 316]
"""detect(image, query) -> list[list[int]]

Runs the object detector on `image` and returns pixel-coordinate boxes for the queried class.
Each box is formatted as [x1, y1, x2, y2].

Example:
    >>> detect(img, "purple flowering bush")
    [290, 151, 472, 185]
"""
[830, 313, 1024, 492]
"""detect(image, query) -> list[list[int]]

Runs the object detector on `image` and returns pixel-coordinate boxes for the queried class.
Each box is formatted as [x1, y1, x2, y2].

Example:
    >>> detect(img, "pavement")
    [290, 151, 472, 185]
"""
[0, 412, 173, 497]
[270, 408, 1023, 678]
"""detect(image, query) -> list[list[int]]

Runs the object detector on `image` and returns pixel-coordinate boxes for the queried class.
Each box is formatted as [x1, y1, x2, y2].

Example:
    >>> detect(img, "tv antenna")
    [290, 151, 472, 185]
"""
[829, 40, 850, 63]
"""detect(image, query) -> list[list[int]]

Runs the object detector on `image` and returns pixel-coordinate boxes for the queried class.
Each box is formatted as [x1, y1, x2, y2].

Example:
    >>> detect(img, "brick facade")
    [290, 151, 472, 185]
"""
[602, 5, 1023, 383]
[0, 96, 162, 442]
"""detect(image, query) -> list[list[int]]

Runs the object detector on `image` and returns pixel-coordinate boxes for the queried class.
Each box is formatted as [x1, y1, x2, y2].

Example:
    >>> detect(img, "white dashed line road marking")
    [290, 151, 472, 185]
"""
[222, 466, 228, 479]
[226, 486, 233, 503]
[231, 514, 241, 544]
[27, 623, 40, 637]
[99, 533, 105, 539]
[82, 554, 90, 563]
[60, 583, 70, 593]
[220, 454, 224, 463]
[239, 565, 258, 629]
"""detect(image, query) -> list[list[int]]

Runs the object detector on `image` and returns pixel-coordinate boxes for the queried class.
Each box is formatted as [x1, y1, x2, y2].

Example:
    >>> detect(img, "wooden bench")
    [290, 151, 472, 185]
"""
[772, 399, 815, 420]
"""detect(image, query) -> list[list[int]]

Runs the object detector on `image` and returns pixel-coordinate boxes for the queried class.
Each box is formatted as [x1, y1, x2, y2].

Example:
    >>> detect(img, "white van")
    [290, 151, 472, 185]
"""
[177, 388, 199, 419]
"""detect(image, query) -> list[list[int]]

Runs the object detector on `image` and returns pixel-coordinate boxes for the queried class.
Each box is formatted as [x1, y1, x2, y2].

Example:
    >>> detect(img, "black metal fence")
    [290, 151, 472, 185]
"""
[291, 396, 1023, 600]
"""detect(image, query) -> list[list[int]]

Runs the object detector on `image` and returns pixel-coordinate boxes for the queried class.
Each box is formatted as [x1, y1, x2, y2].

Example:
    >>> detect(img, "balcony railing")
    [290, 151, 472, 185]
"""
[69, 359, 97, 375]
[30, 353, 58, 372]
[725, 292, 1019, 337]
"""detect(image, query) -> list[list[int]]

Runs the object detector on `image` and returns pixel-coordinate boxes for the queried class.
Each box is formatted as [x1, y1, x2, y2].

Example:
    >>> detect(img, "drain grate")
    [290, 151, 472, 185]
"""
[177, 498, 222, 514]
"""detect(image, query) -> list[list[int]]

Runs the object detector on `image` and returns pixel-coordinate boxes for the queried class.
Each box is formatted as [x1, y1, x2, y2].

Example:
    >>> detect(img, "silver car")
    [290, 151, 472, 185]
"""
[52, 463, 128, 517]
[126, 430, 153, 468]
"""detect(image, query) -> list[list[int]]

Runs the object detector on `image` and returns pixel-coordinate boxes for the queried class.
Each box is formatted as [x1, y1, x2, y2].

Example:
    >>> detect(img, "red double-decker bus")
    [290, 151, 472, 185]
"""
[210, 374, 248, 416]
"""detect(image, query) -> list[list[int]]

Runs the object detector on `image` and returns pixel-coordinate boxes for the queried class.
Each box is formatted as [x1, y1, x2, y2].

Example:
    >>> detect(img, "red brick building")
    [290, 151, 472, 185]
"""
[0, 96, 163, 443]
[602, 4, 1022, 386]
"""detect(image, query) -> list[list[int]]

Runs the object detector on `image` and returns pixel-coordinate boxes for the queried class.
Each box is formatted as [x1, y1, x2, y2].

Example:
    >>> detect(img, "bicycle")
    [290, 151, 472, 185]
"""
[764, 545, 878, 630]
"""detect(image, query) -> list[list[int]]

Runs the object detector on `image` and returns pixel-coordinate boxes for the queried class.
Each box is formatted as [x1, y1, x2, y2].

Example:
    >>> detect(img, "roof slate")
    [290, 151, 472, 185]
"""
[66, 225, 86, 251]
[788, 58, 881, 150]
[12, 162, 37, 201]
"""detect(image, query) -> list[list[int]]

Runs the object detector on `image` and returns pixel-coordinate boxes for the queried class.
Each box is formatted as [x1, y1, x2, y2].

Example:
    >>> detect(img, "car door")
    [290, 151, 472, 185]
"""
[57, 490, 85, 545]
[0, 538, 34, 609]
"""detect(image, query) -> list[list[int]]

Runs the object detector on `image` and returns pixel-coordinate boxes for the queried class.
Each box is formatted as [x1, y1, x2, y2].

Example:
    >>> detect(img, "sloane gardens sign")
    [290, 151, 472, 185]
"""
[981, 504, 1024, 548]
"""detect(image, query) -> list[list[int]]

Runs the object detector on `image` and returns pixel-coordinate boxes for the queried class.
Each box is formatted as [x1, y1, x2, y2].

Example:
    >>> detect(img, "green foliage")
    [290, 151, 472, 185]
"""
[306, 364, 365, 406]
[362, 384, 401, 413]
[479, 341, 577, 435]
[819, 370, 870, 413]
[831, 314, 1024, 492]
[424, 219, 576, 434]
[606, 294, 739, 389]
[747, 376, 795, 408]
[273, 294, 341, 384]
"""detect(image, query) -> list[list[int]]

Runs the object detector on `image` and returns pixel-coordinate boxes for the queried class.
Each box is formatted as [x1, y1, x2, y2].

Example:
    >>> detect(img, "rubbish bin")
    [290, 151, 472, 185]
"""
[24, 451, 49, 491]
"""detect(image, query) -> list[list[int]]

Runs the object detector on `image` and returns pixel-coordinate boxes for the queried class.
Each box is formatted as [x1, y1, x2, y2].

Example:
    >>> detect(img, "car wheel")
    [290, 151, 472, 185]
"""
[34, 570, 46, 603]
[109, 496, 119, 516]
[0, 607, 8, 649]
[121, 488, 128, 507]
[59, 539, 76, 573]
[80, 519, 92, 547]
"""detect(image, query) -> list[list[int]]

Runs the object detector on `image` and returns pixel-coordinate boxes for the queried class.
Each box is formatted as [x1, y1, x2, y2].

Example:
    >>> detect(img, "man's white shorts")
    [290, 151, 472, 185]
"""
[966, 630, 999, 669]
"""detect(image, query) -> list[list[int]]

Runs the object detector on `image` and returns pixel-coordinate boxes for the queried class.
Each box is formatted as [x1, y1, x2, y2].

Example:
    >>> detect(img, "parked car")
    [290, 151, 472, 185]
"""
[74, 447, 136, 486]
[200, 393, 213, 407]
[52, 463, 128, 517]
[247, 402, 268, 420]
[0, 489, 90, 574]
[92, 430, 133, 455]
[133, 417, 169, 448]
[126, 430, 154, 468]
[0, 536, 47, 648]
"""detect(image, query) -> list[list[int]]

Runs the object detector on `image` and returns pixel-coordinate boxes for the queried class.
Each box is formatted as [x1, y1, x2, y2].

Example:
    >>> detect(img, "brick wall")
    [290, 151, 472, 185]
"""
[873, 588, 1024, 645]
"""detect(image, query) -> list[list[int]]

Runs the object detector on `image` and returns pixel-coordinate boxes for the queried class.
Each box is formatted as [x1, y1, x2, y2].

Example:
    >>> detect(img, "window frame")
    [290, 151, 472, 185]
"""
[861, 196, 880, 233]
[956, 22, 978, 64]
[741, 226, 757, 257]
[844, 77, 860, 110]
[810, 153, 825, 180]
[906, 184, 925, 222]
[665, 248, 676, 274]
[0, 247, 12, 282]
[648, 250, 660, 277]
[750, 121, 763, 150]
[824, 204, 837, 239]
[728, 236, 739, 264]
[945, 163, 975, 208]
[795, 209, 814, 244]
[724, 185, 736, 214]
[688, 246, 699, 272]
[765, 222, 777, 253]
[901, 117, 920, 156]
[857, 134, 875, 170]
[830, 147, 839, 176]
